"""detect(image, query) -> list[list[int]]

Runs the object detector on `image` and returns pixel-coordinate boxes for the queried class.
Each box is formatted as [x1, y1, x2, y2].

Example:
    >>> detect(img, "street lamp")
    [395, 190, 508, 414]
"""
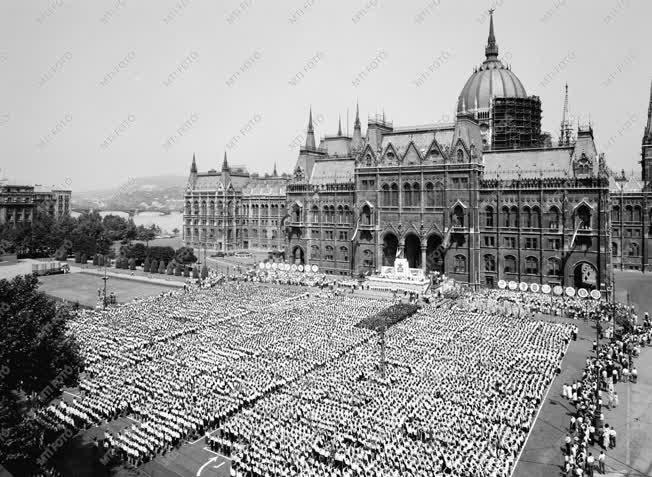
[102, 260, 109, 310]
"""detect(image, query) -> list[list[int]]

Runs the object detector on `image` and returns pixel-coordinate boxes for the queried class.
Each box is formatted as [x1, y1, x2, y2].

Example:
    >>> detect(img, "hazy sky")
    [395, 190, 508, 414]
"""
[1, 0, 650, 192]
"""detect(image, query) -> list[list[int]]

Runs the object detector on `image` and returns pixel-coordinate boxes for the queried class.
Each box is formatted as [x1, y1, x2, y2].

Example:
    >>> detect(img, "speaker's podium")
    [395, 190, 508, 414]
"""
[365, 258, 430, 294]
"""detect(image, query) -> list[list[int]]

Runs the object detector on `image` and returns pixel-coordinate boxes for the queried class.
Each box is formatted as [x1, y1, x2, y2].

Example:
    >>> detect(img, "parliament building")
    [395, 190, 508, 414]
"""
[184, 13, 652, 293]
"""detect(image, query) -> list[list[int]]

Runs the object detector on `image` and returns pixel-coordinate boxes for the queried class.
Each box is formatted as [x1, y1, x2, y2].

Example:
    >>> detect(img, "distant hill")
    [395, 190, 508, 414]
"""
[72, 175, 187, 211]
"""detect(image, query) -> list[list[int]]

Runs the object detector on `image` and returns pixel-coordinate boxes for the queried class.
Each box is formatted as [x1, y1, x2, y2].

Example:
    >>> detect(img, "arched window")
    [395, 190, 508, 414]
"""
[531, 206, 541, 228]
[577, 204, 592, 229]
[339, 246, 348, 262]
[390, 183, 399, 207]
[292, 205, 301, 222]
[456, 149, 464, 162]
[454, 255, 466, 273]
[525, 256, 539, 275]
[425, 182, 435, 207]
[484, 254, 495, 272]
[185, 201, 191, 214]
[510, 206, 519, 227]
[337, 205, 344, 224]
[629, 242, 640, 256]
[522, 206, 532, 228]
[484, 206, 494, 227]
[329, 205, 336, 223]
[633, 206, 642, 222]
[504, 255, 516, 274]
[625, 205, 633, 222]
[365, 154, 373, 166]
[547, 257, 561, 276]
[403, 183, 412, 207]
[611, 242, 618, 257]
[501, 206, 510, 227]
[382, 184, 390, 207]
[311, 245, 320, 259]
[311, 206, 319, 223]
[453, 205, 464, 227]
[361, 205, 372, 225]
[322, 205, 329, 223]
[412, 182, 421, 207]
[325, 245, 334, 261]
[344, 205, 351, 223]
[434, 182, 444, 207]
[548, 206, 560, 230]
[612, 206, 620, 222]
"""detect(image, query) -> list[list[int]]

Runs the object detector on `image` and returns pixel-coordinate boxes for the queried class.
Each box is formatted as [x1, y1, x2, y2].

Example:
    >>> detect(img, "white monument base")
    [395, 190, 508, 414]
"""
[364, 259, 430, 295]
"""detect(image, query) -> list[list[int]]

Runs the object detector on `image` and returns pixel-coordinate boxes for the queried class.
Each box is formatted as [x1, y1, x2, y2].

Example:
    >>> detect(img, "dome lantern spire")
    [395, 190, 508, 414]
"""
[485, 9, 499, 62]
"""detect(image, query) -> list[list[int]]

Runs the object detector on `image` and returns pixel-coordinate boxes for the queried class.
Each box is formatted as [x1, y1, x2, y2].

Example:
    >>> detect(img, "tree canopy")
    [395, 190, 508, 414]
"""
[0, 274, 83, 473]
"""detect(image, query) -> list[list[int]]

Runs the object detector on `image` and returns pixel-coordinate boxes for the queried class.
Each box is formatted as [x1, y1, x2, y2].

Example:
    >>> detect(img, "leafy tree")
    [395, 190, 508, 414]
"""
[102, 214, 130, 241]
[147, 246, 175, 264]
[158, 260, 166, 274]
[192, 267, 199, 279]
[92, 254, 99, 266]
[172, 227, 180, 236]
[175, 263, 182, 276]
[175, 247, 197, 264]
[143, 257, 150, 273]
[128, 258, 136, 270]
[150, 259, 159, 274]
[166, 261, 175, 275]
[136, 224, 159, 248]
[0, 274, 82, 474]
[183, 266, 190, 277]
[80, 253, 87, 264]
[74, 251, 81, 263]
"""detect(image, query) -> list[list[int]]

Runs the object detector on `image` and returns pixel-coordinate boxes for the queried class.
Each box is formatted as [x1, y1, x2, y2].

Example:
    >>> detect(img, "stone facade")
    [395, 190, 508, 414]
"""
[0, 184, 71, 226]
[184, 12, 652, 293]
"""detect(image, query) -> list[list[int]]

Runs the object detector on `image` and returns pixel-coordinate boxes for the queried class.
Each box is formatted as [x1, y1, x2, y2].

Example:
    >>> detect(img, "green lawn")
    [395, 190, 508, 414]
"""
[38, 273, 177, 308]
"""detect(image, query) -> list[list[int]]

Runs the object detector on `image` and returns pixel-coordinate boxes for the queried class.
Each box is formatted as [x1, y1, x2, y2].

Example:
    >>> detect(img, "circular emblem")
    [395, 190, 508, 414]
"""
[291, 264, 297, 271]
[565, 287, 575, 297]
[312, 265, 319, 273]
[577, 288, 589, 298]
[497, 280, 506, 289]
[272, 262, 278, 269]
[508, 281, 518, 290]
[590, 289, 601, 300]
[519, 282, 528, 292]
[553, 285, 563, 296]
[258, 262, 265, 269]
[265, 262, 271, 269]
[298, 265, 304, 272]
[541, 284, 551, 294]
[530, 283, 540, 293]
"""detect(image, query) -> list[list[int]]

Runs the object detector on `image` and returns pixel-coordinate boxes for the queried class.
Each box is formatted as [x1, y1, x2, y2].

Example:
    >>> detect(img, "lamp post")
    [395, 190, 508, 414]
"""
[102, 260, 109, 310]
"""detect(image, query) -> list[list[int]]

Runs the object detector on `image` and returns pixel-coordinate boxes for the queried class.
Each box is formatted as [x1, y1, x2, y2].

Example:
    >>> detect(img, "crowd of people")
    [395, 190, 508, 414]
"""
[36, 270, 652, 477]
[560, 313, 651, 476]
[456, 288, 633, 322]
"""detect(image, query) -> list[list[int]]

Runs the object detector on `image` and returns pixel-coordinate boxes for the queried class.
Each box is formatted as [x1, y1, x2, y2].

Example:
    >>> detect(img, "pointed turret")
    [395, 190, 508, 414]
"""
[337, 115, 342, 136]
[272, 162, 278, 177]
[188, 153, 198, 188]
[645, 80, 652, 144]
[305, 107, 316, 150]
[190, 153, 197, 173]
[352, 101, 363, 150]
[484, 9, 499, 61]
[222, 151, 229, 171]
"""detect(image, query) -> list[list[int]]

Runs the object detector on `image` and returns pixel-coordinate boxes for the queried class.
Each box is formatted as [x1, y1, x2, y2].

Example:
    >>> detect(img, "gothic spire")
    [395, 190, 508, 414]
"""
[273, 162, 278, 176]
[305, 107, 316, 149]
[484, 9, 499, 61]
[352, 101, 363, 150]
[645, 79, 652, 143]
[190, 153, 197, 173]
[354, 101, 361, 129]
[222, 151, 229, 171]
[338, 115, 342, 136]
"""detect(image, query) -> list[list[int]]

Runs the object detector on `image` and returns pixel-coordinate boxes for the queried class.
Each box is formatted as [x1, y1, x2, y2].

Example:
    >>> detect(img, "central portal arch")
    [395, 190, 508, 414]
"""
[426, 234, 445, 274]
[573, 261, 597, 290]
[382, 233, 398, 266]
[291, 246, 305, 265]
[404, 234, 421, 269]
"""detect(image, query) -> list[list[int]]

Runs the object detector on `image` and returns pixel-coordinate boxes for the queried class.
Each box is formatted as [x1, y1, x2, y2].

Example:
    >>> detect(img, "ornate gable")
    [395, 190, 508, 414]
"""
[402, 142, 422, 165]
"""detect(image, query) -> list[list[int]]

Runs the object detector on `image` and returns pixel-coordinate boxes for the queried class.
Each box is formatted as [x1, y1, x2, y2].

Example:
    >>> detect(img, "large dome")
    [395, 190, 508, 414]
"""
[457, 11, 527, 116]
